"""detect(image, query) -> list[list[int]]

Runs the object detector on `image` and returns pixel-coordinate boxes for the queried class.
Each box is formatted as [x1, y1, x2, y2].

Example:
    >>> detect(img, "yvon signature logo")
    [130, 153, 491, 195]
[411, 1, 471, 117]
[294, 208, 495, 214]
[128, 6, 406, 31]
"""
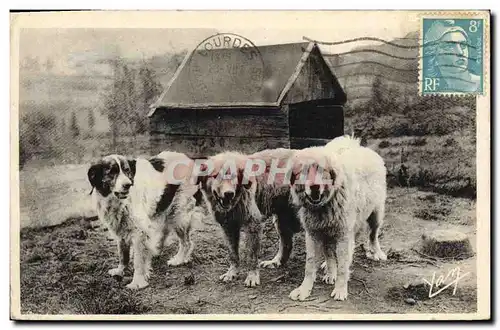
[422, 267, 470, 298]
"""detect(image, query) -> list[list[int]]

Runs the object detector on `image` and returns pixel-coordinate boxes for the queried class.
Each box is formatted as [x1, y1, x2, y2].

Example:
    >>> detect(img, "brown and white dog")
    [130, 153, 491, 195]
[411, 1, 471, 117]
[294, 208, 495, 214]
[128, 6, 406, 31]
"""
[288, 136, 387, 301]
[87, 152, 205, 289]
[196, 151, 262, 287]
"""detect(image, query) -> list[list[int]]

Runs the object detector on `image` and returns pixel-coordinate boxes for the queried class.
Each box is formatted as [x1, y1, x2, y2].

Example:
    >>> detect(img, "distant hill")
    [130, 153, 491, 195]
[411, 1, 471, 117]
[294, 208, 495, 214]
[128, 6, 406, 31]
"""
[323, 31, 420, 106]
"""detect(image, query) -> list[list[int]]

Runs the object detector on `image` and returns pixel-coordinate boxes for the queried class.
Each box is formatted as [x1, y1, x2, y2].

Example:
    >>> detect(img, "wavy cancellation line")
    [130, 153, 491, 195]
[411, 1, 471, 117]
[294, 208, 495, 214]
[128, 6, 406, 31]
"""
[342, 83, 374, 89]
[337, 73, 479, 86]
[303, 36, 478, 50]
[330, 61, 417, 73]
[323, 49, 478, 61]
[331, 60, 475, 73]
[336, 73, 418, 83]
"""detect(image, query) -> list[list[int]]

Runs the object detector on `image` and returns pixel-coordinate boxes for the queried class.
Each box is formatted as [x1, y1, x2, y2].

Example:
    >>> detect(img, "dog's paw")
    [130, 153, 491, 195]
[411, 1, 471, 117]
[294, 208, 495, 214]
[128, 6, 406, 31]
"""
[126, 277, 149, 290]
[219, 267, 238, 282]
[331, 285, 348, 301]
[366, 249, 387, 261]
[244, 271, 260, 287]
[289, 286, 312, 301]
[322, 273, 336, 285]
[259, 259, 281, 269]
[108, 267, 124, 277]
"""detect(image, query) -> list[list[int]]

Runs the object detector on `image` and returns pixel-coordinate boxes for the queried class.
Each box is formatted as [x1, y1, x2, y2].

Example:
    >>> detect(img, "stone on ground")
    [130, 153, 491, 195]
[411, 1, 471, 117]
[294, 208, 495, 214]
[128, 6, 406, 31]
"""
[421, 230, 473, 259]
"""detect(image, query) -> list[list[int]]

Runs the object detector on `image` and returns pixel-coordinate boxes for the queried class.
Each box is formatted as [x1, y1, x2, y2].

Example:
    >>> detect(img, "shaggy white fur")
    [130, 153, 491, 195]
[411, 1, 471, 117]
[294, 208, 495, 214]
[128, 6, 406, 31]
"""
[289, 136, 387, 301]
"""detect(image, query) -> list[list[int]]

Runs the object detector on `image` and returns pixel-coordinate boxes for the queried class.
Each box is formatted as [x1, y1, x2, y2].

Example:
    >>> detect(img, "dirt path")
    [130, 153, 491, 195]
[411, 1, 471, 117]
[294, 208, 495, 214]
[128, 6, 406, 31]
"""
[20, 187, 477, 315]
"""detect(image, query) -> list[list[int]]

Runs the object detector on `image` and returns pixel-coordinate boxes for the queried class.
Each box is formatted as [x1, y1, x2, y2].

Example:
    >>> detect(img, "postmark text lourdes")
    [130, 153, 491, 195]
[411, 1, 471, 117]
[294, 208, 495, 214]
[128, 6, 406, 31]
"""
[422, 267, 470, 298]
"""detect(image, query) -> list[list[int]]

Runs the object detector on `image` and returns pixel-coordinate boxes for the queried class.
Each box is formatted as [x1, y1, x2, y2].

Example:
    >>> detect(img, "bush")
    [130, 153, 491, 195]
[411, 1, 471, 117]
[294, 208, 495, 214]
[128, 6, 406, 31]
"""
[444, 137, 458, 147]
[19, 110, 61, 164]
[378, 140, 391, 148]
[388, 162, 476, 199]
[348, 101, 474, 139]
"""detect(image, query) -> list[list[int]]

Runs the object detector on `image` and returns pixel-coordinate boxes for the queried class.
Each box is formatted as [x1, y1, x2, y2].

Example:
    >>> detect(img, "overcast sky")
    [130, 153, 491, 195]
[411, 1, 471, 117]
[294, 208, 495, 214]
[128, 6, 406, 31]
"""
[18, 11, 420, 74]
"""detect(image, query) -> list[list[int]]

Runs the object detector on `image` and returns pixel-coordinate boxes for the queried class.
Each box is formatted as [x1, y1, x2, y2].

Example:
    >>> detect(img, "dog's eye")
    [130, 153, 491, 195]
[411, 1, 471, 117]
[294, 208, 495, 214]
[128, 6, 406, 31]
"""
[109, 165, 119, 174]
[293, 172, 301, 181]
[222, 169, 236, 179]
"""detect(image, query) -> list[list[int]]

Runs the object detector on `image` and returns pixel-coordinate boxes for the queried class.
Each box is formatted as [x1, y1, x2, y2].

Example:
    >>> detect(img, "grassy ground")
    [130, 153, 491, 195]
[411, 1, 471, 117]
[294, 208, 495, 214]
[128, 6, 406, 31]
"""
[19, 164, 94, 228]
[19, 186, 477, 315]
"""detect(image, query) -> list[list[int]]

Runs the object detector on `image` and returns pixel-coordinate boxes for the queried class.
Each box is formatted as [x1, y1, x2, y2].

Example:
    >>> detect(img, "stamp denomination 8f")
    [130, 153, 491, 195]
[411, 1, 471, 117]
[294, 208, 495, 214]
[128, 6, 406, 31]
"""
[422, 18, 484, 95]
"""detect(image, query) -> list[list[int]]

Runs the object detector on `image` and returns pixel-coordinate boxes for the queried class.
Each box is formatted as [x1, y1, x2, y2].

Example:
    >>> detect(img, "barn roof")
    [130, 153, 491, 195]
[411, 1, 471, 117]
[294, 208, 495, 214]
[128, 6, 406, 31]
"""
[148, 41, 343, 115]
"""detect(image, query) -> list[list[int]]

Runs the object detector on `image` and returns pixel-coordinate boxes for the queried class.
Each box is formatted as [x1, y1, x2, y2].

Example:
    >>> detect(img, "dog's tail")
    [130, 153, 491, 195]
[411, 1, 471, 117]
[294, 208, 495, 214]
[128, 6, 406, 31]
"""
[325, 135, 361, 154]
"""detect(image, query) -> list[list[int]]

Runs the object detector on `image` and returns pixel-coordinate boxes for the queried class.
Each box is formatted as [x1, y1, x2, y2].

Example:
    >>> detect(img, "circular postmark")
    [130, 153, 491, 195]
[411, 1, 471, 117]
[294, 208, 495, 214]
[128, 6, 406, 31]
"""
[187, 33, 267, 104]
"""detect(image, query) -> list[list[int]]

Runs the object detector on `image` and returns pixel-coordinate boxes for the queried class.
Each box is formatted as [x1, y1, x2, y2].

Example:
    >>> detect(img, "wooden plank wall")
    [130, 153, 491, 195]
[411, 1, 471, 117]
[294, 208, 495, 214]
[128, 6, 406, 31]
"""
[283, 46, 345, 150]
[149, 107, 290, 157]
[150, 135, 290, 158]
[150, 108, 288, 137]
[282, 47, 338, 105]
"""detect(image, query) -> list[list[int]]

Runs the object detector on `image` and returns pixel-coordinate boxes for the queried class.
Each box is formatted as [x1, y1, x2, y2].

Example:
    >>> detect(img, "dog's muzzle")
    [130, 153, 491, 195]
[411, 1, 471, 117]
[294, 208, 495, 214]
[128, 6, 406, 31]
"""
[114, 182, 132, 199]
[306, 185, 323, 205]
[214, 191, 235, 210]
[114, 191, 129, 199]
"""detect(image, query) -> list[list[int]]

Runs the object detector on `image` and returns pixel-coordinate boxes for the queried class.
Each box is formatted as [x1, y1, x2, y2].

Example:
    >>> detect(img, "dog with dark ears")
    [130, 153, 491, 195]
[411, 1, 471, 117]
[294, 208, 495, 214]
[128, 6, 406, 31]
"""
[88, 152, 205, 289]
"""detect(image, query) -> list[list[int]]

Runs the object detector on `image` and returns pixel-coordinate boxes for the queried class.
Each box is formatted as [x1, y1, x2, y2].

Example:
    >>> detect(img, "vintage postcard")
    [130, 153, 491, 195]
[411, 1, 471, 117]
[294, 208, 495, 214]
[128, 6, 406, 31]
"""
[10, 10, 490, 321]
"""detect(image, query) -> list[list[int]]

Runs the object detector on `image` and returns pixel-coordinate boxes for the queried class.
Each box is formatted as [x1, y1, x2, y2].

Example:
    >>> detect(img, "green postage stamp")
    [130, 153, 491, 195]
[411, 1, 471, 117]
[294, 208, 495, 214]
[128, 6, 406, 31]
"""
[421, 17, 485, 95]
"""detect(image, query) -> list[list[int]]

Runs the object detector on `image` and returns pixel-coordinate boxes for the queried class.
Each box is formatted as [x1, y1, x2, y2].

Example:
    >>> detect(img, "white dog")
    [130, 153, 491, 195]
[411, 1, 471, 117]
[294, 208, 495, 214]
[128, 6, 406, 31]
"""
[288, 136, 387, 301]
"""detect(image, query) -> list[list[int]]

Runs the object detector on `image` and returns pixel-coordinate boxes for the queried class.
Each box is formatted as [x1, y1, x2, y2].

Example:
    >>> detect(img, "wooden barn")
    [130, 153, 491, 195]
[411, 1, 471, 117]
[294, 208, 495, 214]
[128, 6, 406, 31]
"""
[147, 41, 346, 158]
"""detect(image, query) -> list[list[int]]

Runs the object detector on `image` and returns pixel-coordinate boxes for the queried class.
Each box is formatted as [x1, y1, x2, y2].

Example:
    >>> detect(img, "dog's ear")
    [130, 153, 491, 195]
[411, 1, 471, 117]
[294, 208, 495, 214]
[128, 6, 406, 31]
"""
[87, 162, 105, 195]
[289, 171, 297, 186]
[289, 159, 304, 186]
[127, 159, 137, 178]
[88, 163, 103, 188]
[329, 169, 337, 187]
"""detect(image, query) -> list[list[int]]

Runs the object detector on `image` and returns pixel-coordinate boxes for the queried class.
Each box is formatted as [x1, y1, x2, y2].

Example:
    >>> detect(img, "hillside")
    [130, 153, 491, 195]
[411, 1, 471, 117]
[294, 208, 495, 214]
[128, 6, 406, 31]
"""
[323, 31, 420, 106]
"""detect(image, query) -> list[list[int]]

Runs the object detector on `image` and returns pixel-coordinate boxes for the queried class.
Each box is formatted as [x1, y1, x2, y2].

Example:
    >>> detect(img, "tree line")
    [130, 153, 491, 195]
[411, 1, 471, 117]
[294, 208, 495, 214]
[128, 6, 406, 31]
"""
[19, 58, 163, 167]
[101, 58, 163, 150]
[346, 76, 476, 139]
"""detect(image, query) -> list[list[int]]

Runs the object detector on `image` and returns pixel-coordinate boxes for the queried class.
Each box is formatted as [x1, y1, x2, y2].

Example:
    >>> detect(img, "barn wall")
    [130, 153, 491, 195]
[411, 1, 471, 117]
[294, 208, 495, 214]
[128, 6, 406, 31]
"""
[150, 135, 290, 158]
[149, 107, 290, 157]
[282, 47, 338, 104]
